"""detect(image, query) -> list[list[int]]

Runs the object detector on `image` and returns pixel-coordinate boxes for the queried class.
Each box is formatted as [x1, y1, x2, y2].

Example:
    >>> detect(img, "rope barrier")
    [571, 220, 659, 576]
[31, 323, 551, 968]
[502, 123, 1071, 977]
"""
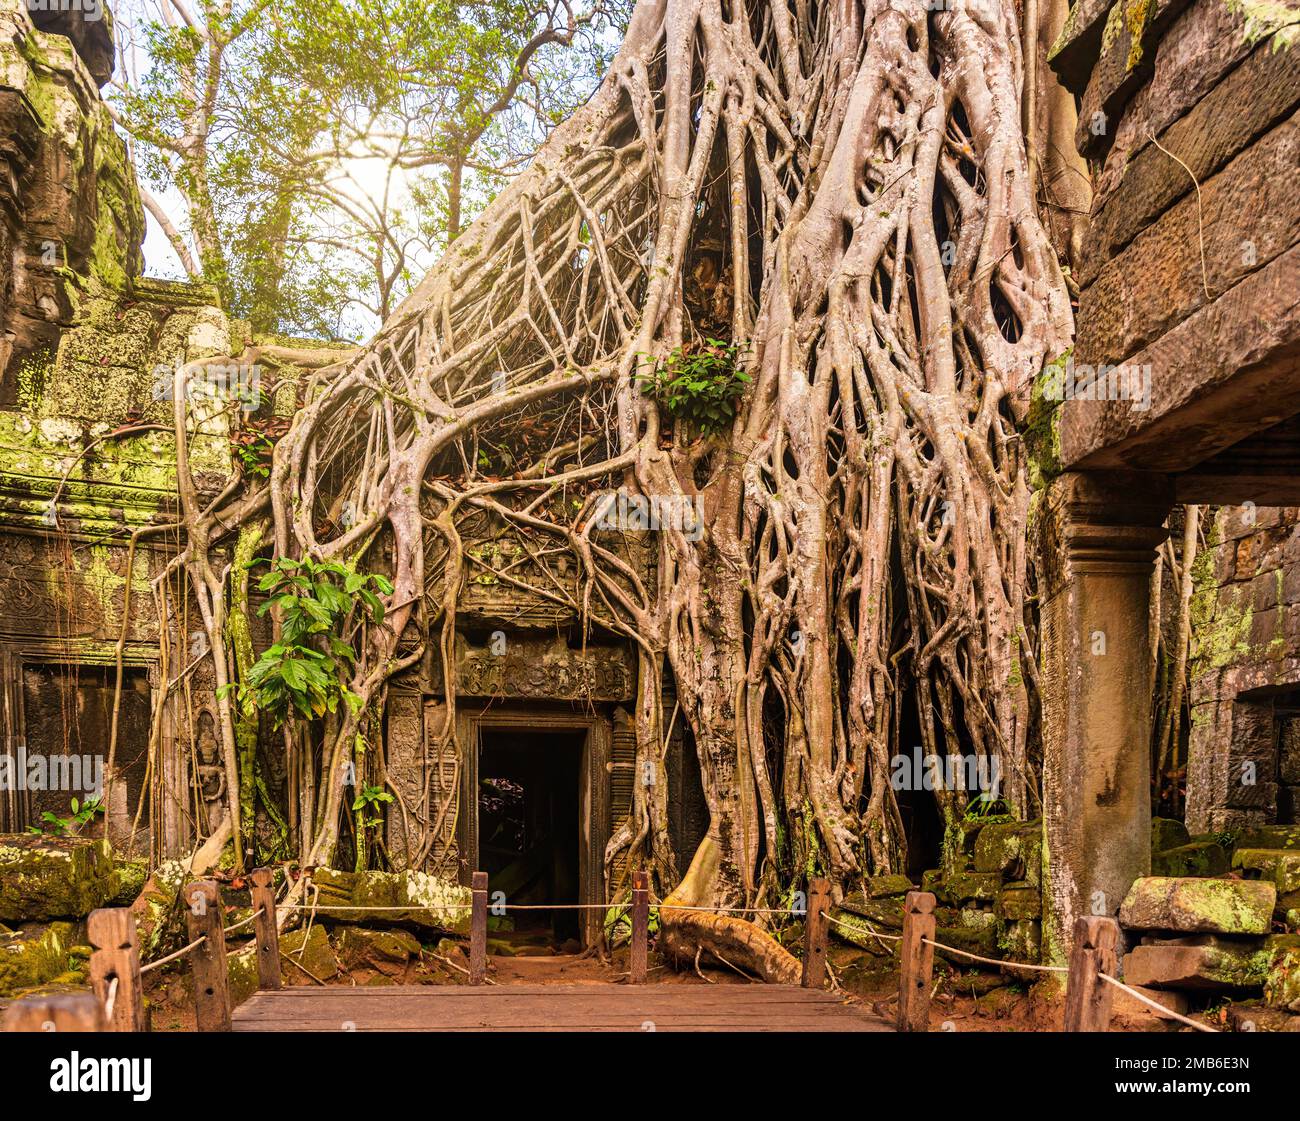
[139, 935, 207, 975]
[919, 937, 1068, 974]
[824, 910, 903, 944]
[222, 906, 264, 934]
[1099, 972, 1219, 1033]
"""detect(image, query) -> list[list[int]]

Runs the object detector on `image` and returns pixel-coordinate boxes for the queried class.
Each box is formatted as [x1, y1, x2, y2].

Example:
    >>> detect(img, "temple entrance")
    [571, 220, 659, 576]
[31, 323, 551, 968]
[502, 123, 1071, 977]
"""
[457, 706, 612, 948]
[478, 730, 583, 947]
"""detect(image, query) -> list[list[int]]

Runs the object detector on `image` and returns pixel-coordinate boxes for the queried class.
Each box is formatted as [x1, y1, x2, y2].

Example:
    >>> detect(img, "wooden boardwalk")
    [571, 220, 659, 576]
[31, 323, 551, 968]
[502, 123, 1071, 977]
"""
[231, 983, 893, 1032]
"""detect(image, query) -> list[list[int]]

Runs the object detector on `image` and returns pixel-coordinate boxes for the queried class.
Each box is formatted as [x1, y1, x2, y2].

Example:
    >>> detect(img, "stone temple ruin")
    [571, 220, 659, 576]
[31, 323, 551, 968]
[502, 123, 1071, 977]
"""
[0, 0, 1298, 1025]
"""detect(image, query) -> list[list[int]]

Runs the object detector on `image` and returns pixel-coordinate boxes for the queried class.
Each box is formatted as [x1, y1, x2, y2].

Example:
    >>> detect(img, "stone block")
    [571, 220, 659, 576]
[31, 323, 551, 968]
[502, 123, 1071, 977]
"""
[1119, 876, 1275, 935]
[995, 885, 1042, 921]
[938, 871, 1001, 905]
[1123, 935, 1273, 990]
[837, 893, 904, 930]
[0, 836, 119, 922]
[997, 919, 1041, 963]
[973, 820, 1043, 883]
[1234, 825, 1300, 851]
[1233, 848, 1300, 894]
[335, 926, 423, 974]
[1111, 983, 1191, 1023]
[309, 867, 471, 934]
[1152, 817, 1191, 852]
[0, 921, 75, 996]
[1264, 934, 1300, 1012]
[863, 874, 913, 899]
[1152, 840, 1229, 878]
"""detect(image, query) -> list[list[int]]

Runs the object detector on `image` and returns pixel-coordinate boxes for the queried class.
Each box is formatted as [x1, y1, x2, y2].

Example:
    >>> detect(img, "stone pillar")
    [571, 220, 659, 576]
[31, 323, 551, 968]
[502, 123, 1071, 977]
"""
[1039, 471, 1172, 966]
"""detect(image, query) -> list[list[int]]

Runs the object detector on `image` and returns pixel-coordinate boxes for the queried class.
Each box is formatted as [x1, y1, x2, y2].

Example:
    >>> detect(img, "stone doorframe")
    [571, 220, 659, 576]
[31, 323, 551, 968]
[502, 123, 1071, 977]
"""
[0, 640, 162, 848]
[456, 704, 612, 947]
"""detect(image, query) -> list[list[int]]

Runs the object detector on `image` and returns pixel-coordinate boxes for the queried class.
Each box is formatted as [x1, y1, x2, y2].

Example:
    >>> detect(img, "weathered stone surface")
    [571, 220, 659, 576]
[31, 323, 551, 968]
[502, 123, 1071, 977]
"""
[837, 893, 904, 930]
[1078, 113, 1300, 367]
[997, 918, 1042, 962]
[1233, 848, 1300, 894]
[996, 885, 1042, 921]
[826, 908, 899, 955]
[108, 857, 147, 907]
[937, 871, 1001, 905]
[1083, 38, 1300, 286]
[864, 874, 913, 899]
[1119, 876, 1275, 934]
[1095, 0, 1257, 207]
[1235, 825, 1300, 851]
[26, 4, 114, 87]
[1074, 0, 1190, 160]
[1048, 0, 1124, 93]
[1123, 934, 1273, 990]
[1264, 934, 1300, 1012]
[1061, 242, 1300, 475]
[278, 925, 338, 982]
[1113, 982, 1193, 1023]
[973, 820, 1043, 883]
[1152, 817, 1191, 852]
[1152, 840, 1229, 878]
[335, 926, 423, 975]
[0, 835, 118, 921]
[0, 920, 75, 996]
[309, 867, 471, 934]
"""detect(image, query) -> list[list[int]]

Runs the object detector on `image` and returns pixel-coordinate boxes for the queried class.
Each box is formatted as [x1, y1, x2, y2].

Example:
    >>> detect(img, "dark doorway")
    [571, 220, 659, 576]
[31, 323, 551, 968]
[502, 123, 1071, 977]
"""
[478, 730, 583, 946]
[20, 663, 152, 845]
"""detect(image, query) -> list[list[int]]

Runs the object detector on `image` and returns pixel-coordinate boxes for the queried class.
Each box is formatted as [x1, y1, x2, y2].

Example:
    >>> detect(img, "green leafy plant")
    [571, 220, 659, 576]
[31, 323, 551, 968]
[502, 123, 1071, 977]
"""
[26, 795, 104, 837]
[221, 557, 393, 726]
[352, 783, 394, 830]
[636, 339, 751, 432]
[964, 792, 1009, 819]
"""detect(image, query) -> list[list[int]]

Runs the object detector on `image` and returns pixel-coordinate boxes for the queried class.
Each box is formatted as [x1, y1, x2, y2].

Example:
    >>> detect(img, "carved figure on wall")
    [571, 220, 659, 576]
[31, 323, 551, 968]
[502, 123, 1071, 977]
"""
[194, 711, 226, 835]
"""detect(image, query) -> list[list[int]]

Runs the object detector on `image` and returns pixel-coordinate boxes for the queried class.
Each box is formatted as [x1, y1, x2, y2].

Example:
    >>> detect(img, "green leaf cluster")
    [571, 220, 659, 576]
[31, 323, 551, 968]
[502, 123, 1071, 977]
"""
[635, 339, 751, 432]
[222, 557, 393, 727]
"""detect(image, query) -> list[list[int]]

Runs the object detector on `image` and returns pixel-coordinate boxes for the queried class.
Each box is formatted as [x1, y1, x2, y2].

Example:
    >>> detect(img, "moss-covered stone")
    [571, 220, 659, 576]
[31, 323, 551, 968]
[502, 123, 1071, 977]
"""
[938, 871, 1001, 904]
[0, 921, 76, 996]
[864, 874, 913, 899]
[1152, 840, 1230, 878]
[1264, 934, 1300, 1012]
[996, 919, 1041, 963]
[1124, 935, 1275, 991]
[1151, 817, 1191, 852]
[1119, 876, 1276, 935]
[973, 820, 1043, 884]
[0, 835, 118, 921]
[837, 893, 904, 929]
[309, 867, 471, 934]
[108, 857, 147, 906]
[1233, 849, 1300, 893]
[996, 884, 1042, 921]
[334, 926, 423, 974]
[1234, 825, 1300, 851]
[277, 925, 337, 983]
[825, 909, 897, 956]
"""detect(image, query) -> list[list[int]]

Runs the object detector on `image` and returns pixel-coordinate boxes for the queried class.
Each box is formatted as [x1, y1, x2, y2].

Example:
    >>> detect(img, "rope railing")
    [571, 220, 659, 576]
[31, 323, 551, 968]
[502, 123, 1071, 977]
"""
[0, 870, 1215, 1034]
[139, 935, 208, 975]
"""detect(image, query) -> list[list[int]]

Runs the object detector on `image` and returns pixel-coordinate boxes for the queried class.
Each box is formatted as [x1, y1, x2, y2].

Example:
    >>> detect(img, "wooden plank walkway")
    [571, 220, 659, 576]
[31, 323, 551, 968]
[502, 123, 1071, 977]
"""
[232, 984, 893, 1032]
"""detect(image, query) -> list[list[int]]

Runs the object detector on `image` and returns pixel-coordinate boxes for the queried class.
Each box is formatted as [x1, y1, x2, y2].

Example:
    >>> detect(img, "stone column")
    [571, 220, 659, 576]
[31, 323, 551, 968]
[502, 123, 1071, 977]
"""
[1039, 470, 1173, 966]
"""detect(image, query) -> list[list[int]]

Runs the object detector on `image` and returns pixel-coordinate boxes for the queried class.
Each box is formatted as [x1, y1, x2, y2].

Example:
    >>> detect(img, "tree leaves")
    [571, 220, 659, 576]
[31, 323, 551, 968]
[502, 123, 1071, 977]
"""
[234, 557, 392, 726]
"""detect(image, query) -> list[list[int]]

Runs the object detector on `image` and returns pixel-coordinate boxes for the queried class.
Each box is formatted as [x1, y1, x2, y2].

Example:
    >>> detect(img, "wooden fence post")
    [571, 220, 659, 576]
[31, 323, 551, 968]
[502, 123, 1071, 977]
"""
[87, 907, 146, 1032]
[249, 867, 281, 991]
[183, 879, 231, 1032]
[1064, 914, 1119, 1032]
[897, 890, 936, 1032]
[801, 877, 831, 988]
[630, 869, 649, 984]
[469, 871, 488, 985]
[2, 991, 104, 1032]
